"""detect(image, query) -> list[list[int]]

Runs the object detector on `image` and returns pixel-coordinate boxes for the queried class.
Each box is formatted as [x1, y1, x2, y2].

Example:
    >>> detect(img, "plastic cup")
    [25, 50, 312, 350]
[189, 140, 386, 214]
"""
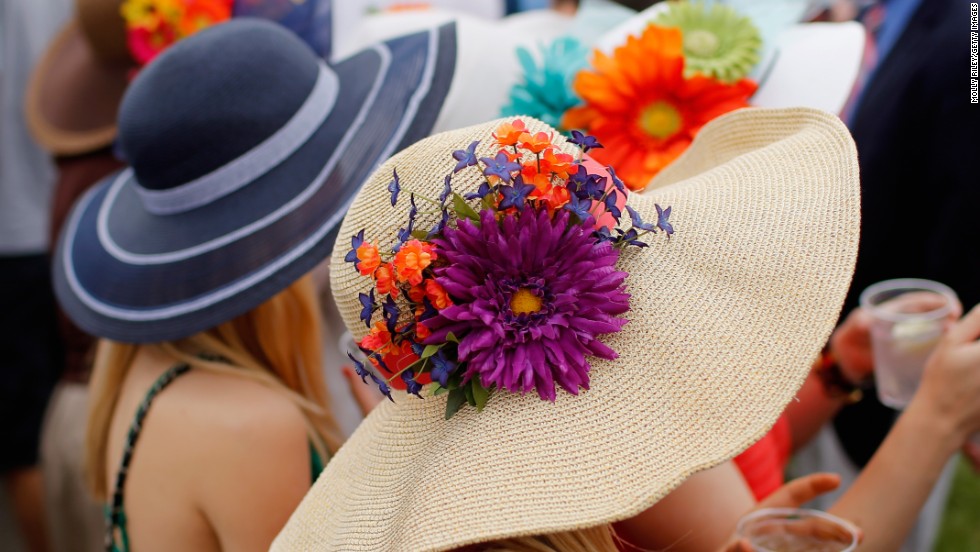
[737, 508, 859, 552]
[859, 279, 958, 410]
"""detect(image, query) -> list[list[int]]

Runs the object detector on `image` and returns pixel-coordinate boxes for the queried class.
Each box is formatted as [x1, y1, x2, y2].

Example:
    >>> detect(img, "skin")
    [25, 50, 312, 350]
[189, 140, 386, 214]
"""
[104, 346, 312, 552]
[720, 472, 853, 552]
[786, 292, 962, 453]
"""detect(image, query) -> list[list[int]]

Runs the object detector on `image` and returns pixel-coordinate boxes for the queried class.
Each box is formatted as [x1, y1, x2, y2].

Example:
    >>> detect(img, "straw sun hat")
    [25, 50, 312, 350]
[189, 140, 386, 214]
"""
[272, 107, 860, 551]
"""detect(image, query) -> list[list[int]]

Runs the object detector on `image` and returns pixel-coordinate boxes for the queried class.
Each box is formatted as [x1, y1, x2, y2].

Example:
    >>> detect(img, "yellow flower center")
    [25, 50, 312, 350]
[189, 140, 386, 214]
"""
[638, 101, 682, 140]
[510, 288, 543, 315]
[685, 29, 721, 58]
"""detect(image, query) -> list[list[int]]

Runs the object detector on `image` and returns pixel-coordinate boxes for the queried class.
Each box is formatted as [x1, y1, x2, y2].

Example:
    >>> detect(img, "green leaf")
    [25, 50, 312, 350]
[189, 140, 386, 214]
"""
[463, 381, 476, 407]
[432, 385, 449, 396]
[421, 344, 441, 359]
[482, 194, 497, 211]
[471, 379, 490, 412]
[445, 387, 467, 420]
[446, 332, 460, 343]
[452, 193, 480, 222]
[411, 229, 429, 240]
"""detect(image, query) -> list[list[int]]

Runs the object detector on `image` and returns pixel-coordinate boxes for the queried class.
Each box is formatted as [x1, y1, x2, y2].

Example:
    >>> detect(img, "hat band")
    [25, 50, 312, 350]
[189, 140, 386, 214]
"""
[134, 62, 339, 215]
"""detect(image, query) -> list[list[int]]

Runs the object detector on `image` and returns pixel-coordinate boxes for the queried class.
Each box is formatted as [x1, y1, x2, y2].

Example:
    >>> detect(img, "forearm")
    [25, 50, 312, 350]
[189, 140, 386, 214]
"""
[614, 461, 755, 551]
[784, 368, 849, 452]
[827, 397, 961, 552]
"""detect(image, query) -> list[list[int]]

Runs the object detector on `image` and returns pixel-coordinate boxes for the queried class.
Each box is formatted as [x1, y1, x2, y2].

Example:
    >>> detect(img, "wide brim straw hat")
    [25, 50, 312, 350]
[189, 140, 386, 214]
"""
[333, 9, 575, 134]
[594, 1, 865, 115]
[53, 18, 456, 343]
[25, 0, 134, 156]
[272, 107, 860, 551]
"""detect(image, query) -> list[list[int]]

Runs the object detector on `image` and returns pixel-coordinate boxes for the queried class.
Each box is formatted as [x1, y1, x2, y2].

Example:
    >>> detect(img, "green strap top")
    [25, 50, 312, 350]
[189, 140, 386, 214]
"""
[104, 363, 327, 552]
[105, 363, 189, 552]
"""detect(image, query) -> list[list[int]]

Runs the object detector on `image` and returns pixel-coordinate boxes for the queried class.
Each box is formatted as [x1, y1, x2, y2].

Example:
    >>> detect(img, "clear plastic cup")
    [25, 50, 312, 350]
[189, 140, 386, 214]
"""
[737, 508, 859, 552]
[859, 279, 958, 409]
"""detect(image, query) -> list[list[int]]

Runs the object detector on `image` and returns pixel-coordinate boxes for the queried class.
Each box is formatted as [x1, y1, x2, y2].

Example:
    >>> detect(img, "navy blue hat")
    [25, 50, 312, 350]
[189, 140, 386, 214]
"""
[53, 18, 456, 343]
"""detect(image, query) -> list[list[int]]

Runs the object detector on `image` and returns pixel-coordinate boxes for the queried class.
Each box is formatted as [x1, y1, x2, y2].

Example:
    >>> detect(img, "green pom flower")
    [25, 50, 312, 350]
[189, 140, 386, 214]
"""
[654, 1, 762, 83]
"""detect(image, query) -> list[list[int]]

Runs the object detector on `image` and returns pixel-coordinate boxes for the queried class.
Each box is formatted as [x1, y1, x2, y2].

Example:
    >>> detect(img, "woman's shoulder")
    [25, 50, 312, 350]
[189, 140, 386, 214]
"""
[157, 366, 310, 444]
[123, 362, 315, 548]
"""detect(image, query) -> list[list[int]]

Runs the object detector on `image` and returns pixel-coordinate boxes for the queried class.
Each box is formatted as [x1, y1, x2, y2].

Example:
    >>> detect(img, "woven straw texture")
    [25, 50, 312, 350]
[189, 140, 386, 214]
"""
[273, 107, 860, 551]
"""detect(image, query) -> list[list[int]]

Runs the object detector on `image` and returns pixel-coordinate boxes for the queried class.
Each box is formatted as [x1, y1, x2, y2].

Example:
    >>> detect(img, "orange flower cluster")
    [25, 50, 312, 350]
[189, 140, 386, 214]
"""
[393, 240, 436, 286]
[360, 322, 430, 388]
[406, 279, 451, 339]
[562, 25, 756, 191]
[355, 239, 439, 291]
[354, 237, 451, 363]
[356, 240, 381, 276]
[492, 120, 578, 212]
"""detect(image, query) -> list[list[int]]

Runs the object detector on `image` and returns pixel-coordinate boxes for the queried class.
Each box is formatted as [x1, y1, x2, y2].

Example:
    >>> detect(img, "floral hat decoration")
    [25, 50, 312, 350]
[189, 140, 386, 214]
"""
[344, 118, 670, 418]
[503, 0, 863, 191]
[273, 108, 860, 551]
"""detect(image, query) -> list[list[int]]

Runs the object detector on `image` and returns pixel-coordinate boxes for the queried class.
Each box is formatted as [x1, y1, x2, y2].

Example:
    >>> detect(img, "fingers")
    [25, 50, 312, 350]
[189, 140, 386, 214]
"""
[342, 365, 384, 416]
[950, 298, 965, 320]
[718, 539, 753, 552]
[846, 307, 873, 332]
[760, 473, 841, 508]
[945, 304, 980, 345]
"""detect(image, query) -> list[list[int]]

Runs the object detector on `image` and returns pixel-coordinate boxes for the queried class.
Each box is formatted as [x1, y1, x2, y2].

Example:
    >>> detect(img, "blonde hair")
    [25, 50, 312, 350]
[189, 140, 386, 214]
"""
[473, 525, 620, 552]
[85, 275, 343, 500]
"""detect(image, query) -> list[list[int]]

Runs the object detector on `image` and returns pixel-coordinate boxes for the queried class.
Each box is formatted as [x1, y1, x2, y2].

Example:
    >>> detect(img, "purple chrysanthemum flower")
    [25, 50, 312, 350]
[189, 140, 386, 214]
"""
[425, 209, 630, 401]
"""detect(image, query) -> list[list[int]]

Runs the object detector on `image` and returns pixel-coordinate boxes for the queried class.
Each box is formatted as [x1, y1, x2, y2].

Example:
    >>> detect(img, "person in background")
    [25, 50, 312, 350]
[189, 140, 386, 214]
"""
[24, 1, 132, 548]
[620, 293, 980, 552]
[796, 1, 980, 550]
[24, 3, 338, 548]
[0, 0, 71, 550]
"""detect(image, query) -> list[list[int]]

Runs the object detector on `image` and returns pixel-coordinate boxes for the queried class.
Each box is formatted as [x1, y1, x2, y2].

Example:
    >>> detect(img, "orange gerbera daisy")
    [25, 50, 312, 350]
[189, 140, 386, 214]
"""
[563, 25, 757, 191]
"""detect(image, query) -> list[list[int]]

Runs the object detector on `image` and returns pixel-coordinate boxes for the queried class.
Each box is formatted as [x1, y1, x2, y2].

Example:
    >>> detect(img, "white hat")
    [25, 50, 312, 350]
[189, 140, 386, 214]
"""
[595, 1, 864, 114]
[333, 9, 575, 134]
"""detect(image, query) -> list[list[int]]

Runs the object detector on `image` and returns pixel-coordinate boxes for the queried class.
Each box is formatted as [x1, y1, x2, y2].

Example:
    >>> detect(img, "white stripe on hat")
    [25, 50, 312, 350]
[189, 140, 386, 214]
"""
[134, 62, 340, 215]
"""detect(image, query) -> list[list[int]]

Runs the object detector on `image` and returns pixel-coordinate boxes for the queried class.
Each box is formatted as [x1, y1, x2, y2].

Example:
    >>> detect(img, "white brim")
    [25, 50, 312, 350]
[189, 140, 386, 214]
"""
[752, 22, 864, 115]
[334, 9, 575, 134]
